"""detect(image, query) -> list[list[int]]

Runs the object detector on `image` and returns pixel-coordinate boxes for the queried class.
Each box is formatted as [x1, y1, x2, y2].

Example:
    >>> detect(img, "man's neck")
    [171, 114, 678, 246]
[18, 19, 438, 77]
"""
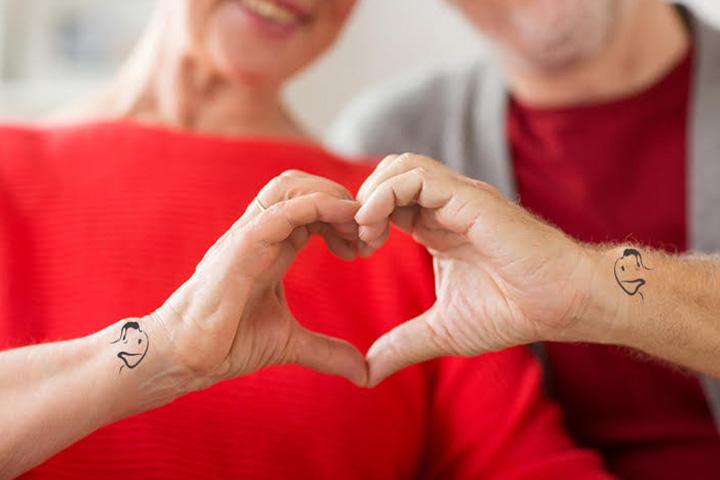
[505, 0, 690, 108]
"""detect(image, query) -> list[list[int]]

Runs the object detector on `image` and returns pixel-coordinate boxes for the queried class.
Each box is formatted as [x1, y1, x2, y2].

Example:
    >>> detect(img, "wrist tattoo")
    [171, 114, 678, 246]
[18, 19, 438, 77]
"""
[111, 321, 149, 373]
[613, 248, 651, 299]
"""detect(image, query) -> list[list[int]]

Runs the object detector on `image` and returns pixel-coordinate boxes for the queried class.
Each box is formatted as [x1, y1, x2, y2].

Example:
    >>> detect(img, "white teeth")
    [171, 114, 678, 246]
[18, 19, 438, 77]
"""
[240, 0, 300, 25]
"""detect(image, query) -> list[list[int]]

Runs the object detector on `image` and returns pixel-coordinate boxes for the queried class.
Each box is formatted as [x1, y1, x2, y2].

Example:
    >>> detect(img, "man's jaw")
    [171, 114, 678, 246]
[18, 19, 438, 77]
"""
[501, 0, 621, 72]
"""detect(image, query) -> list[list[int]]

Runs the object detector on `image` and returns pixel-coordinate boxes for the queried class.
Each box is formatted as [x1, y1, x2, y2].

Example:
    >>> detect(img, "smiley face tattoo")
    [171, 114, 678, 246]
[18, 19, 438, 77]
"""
[111, 321, 149, 373]
[614, 248, 652, 300]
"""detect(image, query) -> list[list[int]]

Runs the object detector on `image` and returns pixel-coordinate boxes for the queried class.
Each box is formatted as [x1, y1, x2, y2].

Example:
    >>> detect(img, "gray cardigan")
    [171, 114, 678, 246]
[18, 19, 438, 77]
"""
[327, 10, 720, 429]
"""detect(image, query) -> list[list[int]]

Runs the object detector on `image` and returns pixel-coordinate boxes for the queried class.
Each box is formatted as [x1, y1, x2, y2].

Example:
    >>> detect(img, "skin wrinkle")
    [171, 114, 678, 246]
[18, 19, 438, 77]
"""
[443, 288, 478, 353]
[475, 264, 528, 349]
[425, 307, 459, 356]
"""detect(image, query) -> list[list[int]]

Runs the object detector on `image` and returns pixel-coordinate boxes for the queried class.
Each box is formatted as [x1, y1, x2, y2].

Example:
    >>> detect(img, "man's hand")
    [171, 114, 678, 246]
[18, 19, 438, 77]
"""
[355, 153, 606, 386]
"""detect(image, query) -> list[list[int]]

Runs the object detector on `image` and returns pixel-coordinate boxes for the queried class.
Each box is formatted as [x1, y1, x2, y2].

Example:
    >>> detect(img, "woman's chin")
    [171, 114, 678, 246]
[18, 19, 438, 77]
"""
[206, 40, 302, 87]
[213, 64, 285, 88]
[203, 0, 343, 87]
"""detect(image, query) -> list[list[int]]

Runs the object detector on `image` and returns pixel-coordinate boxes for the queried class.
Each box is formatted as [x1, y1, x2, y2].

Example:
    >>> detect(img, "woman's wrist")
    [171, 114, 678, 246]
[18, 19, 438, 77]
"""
[89, 316, 196, 422]
[0, 320, 193, 479]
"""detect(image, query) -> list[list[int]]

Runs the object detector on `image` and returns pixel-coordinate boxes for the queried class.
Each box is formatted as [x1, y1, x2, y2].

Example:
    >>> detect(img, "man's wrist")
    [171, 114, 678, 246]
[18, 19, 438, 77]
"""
[563, 245, 632, 345]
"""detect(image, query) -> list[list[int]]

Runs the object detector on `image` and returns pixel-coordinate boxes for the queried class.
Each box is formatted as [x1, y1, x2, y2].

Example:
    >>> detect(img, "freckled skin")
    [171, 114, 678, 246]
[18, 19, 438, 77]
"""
[613, 249, 648, 297]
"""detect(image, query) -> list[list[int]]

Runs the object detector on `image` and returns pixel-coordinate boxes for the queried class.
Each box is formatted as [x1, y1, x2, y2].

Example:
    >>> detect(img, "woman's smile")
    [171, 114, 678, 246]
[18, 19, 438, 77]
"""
[233, 0, 312, 34]
[197, 0, 354, 87]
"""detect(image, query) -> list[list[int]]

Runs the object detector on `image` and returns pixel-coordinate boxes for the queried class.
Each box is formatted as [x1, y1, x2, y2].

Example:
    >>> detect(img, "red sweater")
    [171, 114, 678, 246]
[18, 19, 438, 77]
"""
[509, 48, 720, 478]
[0, 121, 610, 479]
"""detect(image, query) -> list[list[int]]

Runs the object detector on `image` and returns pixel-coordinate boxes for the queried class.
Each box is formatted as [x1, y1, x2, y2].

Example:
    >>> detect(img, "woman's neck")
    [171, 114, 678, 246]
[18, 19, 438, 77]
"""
[58, 9, 308, 141]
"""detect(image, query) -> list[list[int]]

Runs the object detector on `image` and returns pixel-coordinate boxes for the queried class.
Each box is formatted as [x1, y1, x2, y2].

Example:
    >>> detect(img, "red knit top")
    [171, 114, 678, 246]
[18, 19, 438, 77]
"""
[0, 121, 611, 479]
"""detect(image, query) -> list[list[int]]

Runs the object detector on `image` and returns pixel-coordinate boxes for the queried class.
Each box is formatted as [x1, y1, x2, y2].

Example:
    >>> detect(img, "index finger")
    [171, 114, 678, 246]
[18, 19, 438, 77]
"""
[355, 167, 458, 248]
[356, 153, 450, 204]
[240, 170, 355, 226]
[241, 192, 360, 247]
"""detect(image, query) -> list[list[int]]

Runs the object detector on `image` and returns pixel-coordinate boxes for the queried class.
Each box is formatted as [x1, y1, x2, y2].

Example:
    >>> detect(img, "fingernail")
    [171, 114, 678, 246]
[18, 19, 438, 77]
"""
[357, 225, 370, 243]
[354, 205, 369, 224]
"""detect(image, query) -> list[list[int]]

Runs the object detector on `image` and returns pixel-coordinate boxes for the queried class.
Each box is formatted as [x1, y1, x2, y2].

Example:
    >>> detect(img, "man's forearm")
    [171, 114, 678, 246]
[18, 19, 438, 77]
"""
[0, 318, 186, 479]
[577, 246, 720, 377]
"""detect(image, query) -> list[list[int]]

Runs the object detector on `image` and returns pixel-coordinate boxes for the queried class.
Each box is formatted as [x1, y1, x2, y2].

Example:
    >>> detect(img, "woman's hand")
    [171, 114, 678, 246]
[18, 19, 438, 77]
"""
[0, 171, 368, 478]
[355, 154, 600, 386]
[151, 171, 368, 393]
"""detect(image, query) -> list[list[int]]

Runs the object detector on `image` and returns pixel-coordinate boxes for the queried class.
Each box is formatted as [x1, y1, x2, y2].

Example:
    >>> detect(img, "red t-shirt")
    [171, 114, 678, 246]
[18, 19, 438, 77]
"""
[508, 49, 720, 478]
[0, 121, 610, 479]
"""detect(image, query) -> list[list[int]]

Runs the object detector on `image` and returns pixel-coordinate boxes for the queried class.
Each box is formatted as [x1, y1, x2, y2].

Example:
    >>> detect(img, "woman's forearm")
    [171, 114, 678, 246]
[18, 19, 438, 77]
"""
[0, 184, 367, 478]
[580, 246, 720, 377]
[0, 317, 187, 479]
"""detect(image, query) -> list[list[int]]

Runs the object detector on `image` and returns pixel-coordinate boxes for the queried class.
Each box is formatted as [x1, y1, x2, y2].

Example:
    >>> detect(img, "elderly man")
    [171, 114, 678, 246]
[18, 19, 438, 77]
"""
[329, 0, 720, 478]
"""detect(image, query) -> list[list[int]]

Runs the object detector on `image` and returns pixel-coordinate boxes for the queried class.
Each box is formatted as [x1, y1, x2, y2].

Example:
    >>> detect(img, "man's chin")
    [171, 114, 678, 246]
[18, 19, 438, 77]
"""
[498, 3, 623, 74]
[499, 41, 604, 74]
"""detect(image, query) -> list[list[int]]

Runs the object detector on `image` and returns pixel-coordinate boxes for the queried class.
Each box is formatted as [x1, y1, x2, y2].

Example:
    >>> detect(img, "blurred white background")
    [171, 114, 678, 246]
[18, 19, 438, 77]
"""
[0, 0, 719, 135]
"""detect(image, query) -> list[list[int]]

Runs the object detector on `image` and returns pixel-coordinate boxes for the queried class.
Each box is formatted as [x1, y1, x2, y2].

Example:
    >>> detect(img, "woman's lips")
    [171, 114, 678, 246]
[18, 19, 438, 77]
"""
[234, 0, 311, 32]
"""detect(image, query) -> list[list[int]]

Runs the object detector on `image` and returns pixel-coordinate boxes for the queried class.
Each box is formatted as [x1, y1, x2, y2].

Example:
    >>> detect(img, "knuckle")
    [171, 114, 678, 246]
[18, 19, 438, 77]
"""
[264, 171, 306, 199]
[282, 185, 304, 201]
[280, 169, 305, 179]
[395, 152, 417, 168]
[309, 191, 330, 202]
[468, 178, 501, 197]
[379, 154, 400, 168]
[263, 175, 286, 195]
[411, 166, 428, 178]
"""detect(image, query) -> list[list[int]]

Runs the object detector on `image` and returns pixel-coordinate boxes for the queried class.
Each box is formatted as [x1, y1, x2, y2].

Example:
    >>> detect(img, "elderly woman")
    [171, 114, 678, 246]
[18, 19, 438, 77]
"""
[0, 1, 611, 479]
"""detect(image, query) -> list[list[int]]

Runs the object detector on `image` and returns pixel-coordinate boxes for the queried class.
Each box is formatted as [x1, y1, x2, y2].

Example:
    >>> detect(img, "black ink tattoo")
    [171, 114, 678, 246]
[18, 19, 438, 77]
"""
[613, 248, 652, 300]
[111, 321, 149, 373]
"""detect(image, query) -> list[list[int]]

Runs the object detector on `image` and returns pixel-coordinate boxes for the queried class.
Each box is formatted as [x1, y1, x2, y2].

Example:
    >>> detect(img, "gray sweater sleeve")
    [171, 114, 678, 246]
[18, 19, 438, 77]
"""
[325, 69, 456, 160]
[326, 62, 492, 159]
[325, 61, 516, 199]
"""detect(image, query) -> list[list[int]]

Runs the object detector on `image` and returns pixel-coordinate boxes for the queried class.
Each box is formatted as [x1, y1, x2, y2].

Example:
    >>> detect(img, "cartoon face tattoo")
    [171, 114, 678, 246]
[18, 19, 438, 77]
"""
[613, 248, 651, 299]
[111, 321, 149, 372]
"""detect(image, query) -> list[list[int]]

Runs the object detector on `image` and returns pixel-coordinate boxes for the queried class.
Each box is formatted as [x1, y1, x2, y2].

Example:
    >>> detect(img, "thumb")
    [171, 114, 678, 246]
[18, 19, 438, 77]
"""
[291, 326, 369, 387]
[366, 305, 447, 387]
